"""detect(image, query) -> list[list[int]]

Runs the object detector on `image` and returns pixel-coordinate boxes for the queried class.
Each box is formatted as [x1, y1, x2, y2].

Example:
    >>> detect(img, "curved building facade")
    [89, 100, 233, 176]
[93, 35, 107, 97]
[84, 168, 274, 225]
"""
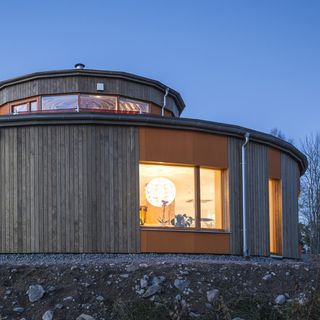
[0, 67, 307, 258]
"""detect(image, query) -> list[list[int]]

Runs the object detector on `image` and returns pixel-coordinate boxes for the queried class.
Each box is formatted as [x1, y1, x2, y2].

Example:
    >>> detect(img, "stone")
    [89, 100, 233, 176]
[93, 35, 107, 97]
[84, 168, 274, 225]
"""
[13, 307, 24, 313]
[54, 303, 64, 309]
[207, 289, 219, 303]
[120, 274, 129, 279]
[27, 284, 45, 302]
[152, 276, 165, 285]
[5, 289, 12, 295]
[76, 314, 95, 320]
[232, 318, 245, 320]
[126, 264, 138, 272]
[96, 295, 104, 302]
[140, 278, 148, 288]
[174, 279, 190, 291]
[63, 296, 74, 301]
[139, 263, 148, 268]
[262, 274, 272, 281]
[142, 284, 161, 298]
[42, 310, 54, 320]
[275, 295, 286, 305]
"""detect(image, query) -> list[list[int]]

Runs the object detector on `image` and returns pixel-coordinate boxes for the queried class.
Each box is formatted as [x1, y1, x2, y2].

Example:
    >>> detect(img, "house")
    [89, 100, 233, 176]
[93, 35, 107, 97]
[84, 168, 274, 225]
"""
[0, 65, 307, 258]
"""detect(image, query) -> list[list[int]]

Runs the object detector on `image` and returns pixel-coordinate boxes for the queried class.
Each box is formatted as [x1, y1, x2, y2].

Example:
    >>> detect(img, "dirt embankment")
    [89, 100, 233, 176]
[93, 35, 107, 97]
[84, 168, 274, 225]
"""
[0, 254, 319, 320]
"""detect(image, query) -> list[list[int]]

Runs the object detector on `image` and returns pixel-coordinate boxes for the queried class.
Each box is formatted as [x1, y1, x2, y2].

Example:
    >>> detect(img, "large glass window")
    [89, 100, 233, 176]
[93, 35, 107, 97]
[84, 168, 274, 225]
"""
[139, 163, 225, 229]
[42, 95, 78, 110]
[80, 95, 117, 111]
[200, 168, 222, 229]
[139, 164, 195, 227]
[119, 98, 149, 113]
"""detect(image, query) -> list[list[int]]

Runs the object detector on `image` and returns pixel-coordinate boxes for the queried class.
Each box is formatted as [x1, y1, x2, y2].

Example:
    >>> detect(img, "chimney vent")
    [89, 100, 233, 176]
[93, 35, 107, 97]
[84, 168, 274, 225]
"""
[74, 63, 85, 70]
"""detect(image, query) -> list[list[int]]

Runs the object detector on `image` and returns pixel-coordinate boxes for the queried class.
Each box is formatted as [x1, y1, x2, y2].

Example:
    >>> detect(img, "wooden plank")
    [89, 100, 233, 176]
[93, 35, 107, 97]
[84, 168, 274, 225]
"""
[281, 153, 299, 258]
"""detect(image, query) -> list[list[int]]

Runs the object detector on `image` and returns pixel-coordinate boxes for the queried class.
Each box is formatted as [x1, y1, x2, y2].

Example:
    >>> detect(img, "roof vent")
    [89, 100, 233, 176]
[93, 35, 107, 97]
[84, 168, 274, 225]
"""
[74, 63, 85, 70]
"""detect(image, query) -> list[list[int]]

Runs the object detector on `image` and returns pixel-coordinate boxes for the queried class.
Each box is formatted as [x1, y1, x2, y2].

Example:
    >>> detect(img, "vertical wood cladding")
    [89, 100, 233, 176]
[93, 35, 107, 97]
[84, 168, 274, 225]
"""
[0, 125, 139, 253]
[228, 138, 270, 256]
[0, 75, 181, 116]
[281, 153, 300, 258]
[246, 142, 269, 256]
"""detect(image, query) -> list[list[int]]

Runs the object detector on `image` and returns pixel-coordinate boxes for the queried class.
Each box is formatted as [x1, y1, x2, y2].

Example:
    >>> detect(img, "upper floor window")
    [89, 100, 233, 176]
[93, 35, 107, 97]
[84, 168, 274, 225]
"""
[9, 94, 151, 115]
[80, 95, 117, 111]
[11, 98, 39, 114]
[42, 95, 78, 111]
[119, 98, 149, 113]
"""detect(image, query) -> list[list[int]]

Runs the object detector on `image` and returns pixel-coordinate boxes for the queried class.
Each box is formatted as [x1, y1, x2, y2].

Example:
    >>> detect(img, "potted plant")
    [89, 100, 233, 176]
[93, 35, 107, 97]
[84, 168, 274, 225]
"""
[170, 214, 194, 227]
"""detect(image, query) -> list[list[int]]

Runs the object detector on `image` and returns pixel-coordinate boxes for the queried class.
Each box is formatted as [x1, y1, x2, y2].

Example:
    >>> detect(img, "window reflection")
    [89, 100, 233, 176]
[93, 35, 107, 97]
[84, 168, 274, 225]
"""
[119, 98, 149, 113]
[80, 95, 117, 110]
[12, 103, 28, 113]
[42, 95, 78, 110]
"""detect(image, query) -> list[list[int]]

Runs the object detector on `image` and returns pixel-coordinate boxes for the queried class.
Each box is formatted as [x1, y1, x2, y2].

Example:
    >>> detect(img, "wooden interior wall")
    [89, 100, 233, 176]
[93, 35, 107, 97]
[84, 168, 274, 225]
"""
[228, 137, 243, 255]
[246, 142, 269, 256]
[268, 148, 281, 179]
[281, 153, 300, 258]
[0, 125, 140, 253]
[141, 230, 230, 254]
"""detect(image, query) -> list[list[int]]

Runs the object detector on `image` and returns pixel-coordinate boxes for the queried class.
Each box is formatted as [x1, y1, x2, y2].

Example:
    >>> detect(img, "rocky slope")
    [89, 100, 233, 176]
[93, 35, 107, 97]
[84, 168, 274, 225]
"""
[0, 254, 318, 320]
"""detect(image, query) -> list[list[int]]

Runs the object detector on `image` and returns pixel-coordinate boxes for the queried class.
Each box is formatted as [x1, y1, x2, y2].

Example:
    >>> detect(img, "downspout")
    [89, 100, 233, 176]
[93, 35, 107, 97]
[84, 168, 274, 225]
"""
[242, 132, 250, 257]
[161, 88, 170, 116]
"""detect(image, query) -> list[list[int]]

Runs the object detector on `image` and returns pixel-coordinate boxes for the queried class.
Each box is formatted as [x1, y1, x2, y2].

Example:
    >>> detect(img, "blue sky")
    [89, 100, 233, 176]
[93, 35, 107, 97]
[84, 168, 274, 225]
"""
[0, 0, 319, 145]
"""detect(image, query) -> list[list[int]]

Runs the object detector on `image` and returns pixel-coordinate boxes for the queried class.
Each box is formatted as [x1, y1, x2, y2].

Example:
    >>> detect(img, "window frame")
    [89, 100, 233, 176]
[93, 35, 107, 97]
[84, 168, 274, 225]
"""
[10, 97, 40, 114]
[139, 162, 228, 232]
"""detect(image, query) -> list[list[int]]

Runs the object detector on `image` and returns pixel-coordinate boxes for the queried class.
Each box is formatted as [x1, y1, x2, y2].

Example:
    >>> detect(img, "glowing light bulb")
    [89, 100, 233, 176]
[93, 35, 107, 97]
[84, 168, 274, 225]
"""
[145, 178, 176, 207]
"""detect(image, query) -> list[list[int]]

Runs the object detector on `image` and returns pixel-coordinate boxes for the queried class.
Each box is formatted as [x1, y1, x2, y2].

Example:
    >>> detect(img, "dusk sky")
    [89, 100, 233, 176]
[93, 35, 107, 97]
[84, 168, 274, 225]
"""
[1, 0, 319, 146]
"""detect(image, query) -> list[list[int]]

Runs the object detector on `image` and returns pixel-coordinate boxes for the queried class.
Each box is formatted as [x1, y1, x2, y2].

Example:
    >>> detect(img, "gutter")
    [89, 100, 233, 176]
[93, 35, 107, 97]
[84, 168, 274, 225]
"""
[161, 88, 170, 116]
[242, 132, 250, 257]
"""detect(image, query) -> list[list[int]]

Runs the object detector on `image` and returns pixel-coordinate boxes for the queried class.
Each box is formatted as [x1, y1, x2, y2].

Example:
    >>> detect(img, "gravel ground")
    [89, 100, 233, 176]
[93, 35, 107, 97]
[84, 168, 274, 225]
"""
[0, 253, 311, 267]
[0, 254, 317, 319]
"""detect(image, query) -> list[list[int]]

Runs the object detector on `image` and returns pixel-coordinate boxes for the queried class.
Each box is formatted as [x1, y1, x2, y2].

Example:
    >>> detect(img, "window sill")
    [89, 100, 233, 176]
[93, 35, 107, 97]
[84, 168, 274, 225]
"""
[140, 226, 230, 234]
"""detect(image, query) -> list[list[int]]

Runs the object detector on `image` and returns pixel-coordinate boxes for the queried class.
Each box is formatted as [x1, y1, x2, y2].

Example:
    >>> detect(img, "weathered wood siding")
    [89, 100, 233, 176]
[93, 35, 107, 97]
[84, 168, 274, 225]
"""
[228, 137, 243, 255]
[0, 76, 180, 116]
[0, 125, 139, 253]
[229, 138, 270, 256]
[246, 142, 269, 256]
[281, 153, 300, 258]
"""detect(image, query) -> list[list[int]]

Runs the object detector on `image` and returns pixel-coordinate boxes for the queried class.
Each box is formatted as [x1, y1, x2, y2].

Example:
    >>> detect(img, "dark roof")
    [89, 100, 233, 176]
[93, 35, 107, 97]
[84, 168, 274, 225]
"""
[0, 69, 186, 114]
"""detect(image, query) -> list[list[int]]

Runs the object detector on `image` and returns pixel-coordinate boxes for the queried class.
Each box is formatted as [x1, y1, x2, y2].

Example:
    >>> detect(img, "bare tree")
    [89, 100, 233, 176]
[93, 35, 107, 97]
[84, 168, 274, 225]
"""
[270, 127, 294, 144]
[299, 133, 320, 254]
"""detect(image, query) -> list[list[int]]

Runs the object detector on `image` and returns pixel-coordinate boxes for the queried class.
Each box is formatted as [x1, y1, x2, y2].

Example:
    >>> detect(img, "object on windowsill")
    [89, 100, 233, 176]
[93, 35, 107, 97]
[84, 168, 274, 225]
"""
[157, 200, 169, 226]
[171, 214, 194, 227]
[139, 206, 148, 225]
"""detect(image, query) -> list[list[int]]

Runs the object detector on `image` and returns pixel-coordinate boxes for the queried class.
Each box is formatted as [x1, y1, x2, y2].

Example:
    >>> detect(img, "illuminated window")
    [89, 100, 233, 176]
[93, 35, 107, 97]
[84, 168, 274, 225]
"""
[119, 98, 149, 113]
[200, 168, 223, 229]
[80, 95, 117, 111]
[269, 179, 282, 255]
[42, 95, 78, 110]
[139, 163, 226, 229]
[139, 164, 195, 227]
